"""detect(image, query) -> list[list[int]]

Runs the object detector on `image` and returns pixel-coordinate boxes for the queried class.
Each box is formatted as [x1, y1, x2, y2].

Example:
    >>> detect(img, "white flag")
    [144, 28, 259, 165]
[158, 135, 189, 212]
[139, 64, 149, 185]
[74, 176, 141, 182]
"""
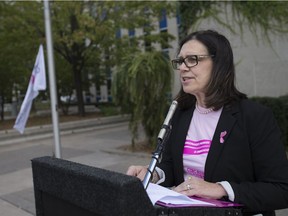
[14, 45, 46, 134]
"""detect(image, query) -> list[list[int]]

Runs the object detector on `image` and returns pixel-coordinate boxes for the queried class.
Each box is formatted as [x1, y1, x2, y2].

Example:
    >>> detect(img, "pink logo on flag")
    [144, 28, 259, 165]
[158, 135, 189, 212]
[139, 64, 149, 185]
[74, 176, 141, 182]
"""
[30, 75, 35, 84]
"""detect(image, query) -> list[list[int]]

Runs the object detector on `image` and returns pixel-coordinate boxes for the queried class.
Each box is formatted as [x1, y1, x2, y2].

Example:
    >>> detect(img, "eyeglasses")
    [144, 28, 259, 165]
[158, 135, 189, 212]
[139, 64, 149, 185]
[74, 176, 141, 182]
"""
[171, 55, 214, 70]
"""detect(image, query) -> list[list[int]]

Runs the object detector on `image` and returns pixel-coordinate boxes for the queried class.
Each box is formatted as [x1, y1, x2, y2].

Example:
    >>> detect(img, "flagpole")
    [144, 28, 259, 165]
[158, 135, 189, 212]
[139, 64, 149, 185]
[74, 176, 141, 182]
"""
[43, 0, 62, 158]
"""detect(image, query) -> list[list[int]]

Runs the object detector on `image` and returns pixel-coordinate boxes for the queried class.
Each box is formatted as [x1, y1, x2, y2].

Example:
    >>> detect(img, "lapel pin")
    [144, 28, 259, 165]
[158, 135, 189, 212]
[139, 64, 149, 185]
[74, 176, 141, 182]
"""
[220, 131, 227, 143]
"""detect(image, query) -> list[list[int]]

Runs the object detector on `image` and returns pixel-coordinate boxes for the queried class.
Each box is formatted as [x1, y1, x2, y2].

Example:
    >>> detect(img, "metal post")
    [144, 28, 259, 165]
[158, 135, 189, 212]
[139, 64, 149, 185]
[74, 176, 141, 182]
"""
[43, 0, 62, 158]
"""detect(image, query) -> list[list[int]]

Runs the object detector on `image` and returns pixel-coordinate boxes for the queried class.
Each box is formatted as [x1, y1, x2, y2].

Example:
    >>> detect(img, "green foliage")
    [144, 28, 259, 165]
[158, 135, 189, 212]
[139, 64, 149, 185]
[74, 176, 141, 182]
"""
[0, 1, 44, 102]
[178, 1, 215, 40]
[112, 51, 173, 147]
[178, 1, 288, 42]
[0, 0, 176, 125]
[97, 103, 121, 117]
[50, 1, 176, 116]
[50, 1, 115, 116]
[250, 96, 288, 149]
[230, 1, 288, 41]
[0, 1, 45, 120]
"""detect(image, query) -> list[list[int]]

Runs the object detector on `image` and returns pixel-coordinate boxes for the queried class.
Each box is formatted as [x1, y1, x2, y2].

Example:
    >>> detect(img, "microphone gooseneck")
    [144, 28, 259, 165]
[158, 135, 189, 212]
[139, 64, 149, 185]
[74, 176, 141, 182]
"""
[142, 100, 178, 190]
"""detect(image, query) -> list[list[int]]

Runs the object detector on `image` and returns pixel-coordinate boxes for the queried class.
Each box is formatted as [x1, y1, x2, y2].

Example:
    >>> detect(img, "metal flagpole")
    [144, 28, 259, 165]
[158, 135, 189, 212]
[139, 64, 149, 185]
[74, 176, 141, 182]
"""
[43, 0, 62, 158]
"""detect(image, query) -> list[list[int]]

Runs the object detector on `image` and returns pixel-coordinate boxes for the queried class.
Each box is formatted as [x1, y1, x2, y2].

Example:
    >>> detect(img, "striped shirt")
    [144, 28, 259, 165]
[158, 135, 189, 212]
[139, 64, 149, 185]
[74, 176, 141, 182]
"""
[183, 106, 223, 180]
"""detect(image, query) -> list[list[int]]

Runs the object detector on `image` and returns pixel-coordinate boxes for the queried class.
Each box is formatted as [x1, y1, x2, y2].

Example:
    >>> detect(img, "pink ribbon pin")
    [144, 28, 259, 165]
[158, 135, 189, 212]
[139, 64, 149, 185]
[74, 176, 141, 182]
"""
[220, 131, 227, 143]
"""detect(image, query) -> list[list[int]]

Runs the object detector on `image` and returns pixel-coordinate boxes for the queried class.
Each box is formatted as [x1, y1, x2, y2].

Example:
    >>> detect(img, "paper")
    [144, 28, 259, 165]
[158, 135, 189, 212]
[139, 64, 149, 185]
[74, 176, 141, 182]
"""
[146, 183, 242, 208]
[146, 183, 215, 206]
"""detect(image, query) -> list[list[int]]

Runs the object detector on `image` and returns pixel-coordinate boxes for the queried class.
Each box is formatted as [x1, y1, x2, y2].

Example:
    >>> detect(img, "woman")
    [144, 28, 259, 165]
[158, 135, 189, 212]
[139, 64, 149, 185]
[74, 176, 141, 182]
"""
[126, 30, 288, 216]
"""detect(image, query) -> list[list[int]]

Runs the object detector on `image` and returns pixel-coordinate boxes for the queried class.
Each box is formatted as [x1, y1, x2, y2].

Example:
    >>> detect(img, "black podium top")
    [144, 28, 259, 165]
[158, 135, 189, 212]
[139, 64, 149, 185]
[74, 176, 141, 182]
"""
[31, 156, 242, 216]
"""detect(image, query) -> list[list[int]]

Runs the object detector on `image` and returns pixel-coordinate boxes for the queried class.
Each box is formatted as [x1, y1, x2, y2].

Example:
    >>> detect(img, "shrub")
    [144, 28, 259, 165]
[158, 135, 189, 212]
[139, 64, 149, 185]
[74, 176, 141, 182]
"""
[250, 96, 288, 150]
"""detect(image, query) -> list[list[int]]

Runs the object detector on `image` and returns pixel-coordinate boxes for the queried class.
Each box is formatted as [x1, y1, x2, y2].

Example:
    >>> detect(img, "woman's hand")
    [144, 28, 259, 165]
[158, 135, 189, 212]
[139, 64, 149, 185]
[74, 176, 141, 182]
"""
[173, 176, 227, 200]
[126, 165, 148, 181]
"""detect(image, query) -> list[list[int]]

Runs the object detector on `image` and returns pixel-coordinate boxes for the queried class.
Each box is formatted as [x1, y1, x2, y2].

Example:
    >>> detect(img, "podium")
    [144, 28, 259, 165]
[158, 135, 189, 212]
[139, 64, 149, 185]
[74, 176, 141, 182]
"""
[31, 156, 243, 216]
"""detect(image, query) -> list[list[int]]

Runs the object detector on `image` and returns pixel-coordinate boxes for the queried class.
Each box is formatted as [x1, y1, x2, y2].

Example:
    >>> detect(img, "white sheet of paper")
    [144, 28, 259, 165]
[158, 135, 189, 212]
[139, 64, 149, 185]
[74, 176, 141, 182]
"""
[146, 183, 215, 206]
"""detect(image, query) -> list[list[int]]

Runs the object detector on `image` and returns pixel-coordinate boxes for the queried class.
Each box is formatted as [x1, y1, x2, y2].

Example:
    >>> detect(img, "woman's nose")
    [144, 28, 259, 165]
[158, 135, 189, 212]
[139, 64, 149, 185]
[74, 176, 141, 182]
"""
[178, 61, 189, 71]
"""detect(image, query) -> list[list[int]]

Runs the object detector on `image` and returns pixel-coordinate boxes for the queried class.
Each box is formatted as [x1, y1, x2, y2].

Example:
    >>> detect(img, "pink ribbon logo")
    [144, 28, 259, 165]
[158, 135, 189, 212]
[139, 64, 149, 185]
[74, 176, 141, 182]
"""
[220, 131, 227, 143]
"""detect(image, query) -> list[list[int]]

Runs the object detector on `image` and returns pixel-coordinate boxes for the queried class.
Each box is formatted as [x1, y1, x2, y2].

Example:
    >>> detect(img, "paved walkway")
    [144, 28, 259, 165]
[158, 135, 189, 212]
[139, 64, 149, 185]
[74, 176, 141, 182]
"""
[0, 116, 152, 216]
[0, 116, 287, 216]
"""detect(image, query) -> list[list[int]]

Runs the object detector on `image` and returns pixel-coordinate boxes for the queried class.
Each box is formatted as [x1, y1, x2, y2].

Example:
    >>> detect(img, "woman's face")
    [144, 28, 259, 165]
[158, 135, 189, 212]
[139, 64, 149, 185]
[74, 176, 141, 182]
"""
[178, 39, 213, 101]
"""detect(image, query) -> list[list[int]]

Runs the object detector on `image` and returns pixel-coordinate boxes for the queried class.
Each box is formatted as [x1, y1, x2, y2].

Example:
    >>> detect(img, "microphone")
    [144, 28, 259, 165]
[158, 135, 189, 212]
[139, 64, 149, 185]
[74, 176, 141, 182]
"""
[157, 100, 178, 141]
[142, 100, 178, 189]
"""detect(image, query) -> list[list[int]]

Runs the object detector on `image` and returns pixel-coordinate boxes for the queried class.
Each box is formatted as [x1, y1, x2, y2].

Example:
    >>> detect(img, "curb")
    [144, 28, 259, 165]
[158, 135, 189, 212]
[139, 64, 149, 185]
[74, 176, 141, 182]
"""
[0, 115, 130, 146]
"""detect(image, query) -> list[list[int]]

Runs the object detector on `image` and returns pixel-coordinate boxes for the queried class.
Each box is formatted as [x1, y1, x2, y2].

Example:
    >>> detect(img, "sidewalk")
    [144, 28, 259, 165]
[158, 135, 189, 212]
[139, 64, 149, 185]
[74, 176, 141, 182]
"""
[0, 116, 152, 216]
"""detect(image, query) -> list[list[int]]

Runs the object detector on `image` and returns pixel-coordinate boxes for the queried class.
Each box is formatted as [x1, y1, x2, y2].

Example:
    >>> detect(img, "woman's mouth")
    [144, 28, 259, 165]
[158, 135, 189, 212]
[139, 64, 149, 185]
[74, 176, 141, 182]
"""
[182, 76, 194, 82]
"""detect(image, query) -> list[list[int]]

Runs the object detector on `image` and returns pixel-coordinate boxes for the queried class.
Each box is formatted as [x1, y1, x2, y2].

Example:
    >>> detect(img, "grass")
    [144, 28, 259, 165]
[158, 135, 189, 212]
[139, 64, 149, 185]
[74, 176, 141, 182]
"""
[0, 102, 123, 131]
[0, 112, 104, 131]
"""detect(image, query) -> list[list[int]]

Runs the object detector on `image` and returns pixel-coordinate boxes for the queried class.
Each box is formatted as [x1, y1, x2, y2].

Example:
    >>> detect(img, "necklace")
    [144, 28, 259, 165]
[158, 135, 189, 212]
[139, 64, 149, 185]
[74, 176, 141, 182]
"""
[195, 103, 214, 114]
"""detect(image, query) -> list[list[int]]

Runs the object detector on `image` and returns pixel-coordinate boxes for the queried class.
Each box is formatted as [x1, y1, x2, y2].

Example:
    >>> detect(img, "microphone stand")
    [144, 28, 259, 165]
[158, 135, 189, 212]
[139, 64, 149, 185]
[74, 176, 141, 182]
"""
[142, 100, 178, 190]
[142, 126, 172, 190]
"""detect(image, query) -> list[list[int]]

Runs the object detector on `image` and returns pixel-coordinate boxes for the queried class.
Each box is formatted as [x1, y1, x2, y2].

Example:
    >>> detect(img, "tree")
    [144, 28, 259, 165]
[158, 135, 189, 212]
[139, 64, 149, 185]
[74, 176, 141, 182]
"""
[178, 1, 288, 41]
[112, 51, 173, 147]
[110, 2, 176, 148]
[49, 1, 117, 116]
[0, 1, 176, 122]
[47, 1, 175, 116]
[0, 1, 44, 120]
[178, 1, 213, 40]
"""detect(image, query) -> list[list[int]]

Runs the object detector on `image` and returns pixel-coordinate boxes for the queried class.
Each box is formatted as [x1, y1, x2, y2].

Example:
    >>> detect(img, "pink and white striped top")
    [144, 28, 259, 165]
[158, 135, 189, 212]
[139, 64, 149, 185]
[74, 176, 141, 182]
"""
[183, 106, 223, 180]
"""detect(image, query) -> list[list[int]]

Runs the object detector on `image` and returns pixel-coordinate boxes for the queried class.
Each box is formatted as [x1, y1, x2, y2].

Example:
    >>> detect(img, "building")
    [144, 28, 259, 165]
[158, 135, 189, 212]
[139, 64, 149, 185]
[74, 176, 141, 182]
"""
[94, 4, 288, 102]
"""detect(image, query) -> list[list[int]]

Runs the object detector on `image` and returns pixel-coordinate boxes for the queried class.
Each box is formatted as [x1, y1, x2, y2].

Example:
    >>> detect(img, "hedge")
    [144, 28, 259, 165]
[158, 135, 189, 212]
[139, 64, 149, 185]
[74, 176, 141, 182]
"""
[250, 96, 288, 150]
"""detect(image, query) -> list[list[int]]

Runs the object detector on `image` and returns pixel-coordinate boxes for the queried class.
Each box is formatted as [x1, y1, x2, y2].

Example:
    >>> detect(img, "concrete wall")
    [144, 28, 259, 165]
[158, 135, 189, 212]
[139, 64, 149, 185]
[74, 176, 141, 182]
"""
[169, 8, 288, 98]
[198, 21, 288, 98]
